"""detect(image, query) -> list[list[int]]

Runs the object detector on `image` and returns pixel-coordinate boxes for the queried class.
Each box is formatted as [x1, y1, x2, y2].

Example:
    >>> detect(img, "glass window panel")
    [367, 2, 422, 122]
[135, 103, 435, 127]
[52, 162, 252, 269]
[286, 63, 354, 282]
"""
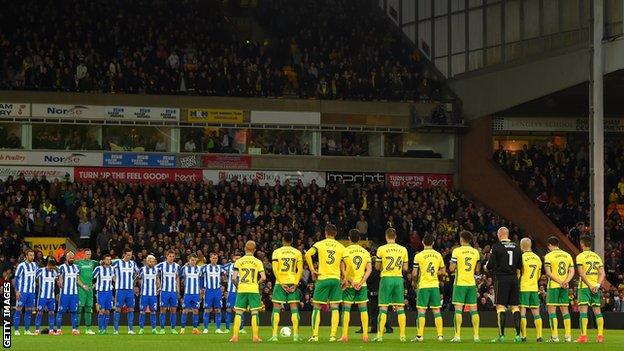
[102, 126, 170, 152]
[180, 127, 247, 154]
[321, 132, 369, 156]
[0, 123, 22, 149]
[248, 129, 313, 155]
[32, 124, 100, 150]
[385, 132, 453, 158]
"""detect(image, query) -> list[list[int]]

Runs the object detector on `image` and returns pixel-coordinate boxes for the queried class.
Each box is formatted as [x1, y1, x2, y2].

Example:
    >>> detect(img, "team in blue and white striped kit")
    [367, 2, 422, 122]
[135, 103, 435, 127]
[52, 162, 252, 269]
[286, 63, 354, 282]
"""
[93, 254, 115, 334]
[35, 260, 58, 333]
[138, 255, 159, 333]
[14, 249, 38, 335]
[113, 249, 139, 334]
[156, 250, 181, 333]
[12, 248, 238, 336]
[57, 251, 81, 333]
[180, 254, 202, 333]
[202, 253, 224, 333]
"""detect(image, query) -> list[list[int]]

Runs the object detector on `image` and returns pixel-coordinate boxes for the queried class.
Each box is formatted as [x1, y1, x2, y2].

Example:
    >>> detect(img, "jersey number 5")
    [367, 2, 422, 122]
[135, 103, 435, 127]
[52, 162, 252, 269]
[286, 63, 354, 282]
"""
[464, 257, 472, 272]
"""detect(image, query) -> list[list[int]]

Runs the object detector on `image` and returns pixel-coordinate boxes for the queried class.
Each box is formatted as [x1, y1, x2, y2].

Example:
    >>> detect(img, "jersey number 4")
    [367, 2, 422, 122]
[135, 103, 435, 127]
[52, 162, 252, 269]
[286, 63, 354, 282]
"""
[426, 262, 436, 276]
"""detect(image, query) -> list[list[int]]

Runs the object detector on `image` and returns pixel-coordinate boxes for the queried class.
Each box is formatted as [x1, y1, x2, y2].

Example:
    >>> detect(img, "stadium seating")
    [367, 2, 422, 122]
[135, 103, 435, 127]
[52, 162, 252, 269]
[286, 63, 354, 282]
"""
[494, 141, 624, 294]
[5, 172, 623, 310]
[0, 0, 443, 102]
[3, 175, 520, 311]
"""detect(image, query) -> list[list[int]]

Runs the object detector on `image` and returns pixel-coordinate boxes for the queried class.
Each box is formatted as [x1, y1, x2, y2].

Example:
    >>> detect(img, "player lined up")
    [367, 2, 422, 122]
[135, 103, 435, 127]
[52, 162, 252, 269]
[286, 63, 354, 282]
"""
[485, 228, 605, 344]
[12, 225, 606, 344]
[13, 248, 247, 336]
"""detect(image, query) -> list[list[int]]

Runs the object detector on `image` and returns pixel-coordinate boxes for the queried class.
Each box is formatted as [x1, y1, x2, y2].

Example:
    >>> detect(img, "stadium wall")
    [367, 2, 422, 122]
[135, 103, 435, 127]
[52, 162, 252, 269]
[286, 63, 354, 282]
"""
[0, 91, 416, 118]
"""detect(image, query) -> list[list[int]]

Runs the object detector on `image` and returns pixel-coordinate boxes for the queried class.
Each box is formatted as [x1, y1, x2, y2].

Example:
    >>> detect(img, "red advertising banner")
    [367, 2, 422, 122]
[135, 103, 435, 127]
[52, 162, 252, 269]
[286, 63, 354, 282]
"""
[74, 167, 202, 183]
[201, 155, 251, 169]
[386, 173, 453, 189]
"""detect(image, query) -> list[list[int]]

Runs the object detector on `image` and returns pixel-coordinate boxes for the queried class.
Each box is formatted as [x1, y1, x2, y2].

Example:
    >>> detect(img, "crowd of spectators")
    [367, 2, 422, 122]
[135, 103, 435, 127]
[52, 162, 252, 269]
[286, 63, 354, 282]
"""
[494, 140, 624, 292]
[494, 141, 624, 233]
[2, 173, 622, 311]
[0, 0, 284, 97]
[0, 0, 445, 102]
[257, 0, 442, 101]
[494, 142, 591, 236]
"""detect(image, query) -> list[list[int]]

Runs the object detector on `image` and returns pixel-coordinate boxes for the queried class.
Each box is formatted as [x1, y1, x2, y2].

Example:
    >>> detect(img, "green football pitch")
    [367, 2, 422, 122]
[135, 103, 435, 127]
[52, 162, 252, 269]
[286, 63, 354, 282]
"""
[10, 327, 621, 351]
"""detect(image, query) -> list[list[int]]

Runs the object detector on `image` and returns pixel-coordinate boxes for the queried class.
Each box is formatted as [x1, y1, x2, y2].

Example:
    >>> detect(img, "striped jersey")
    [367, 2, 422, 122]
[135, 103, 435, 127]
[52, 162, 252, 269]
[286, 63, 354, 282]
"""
[93, 265, 115, 292]
[58, 263, 80, 295]
[36, 268, 58, 299]
[156, 262, 180, 293]
[181, 265, 202, 295]
[113, 259, 138, 290]
[140, 266, 158, 296]
[202, 264, 222, 290]
[223, 262, 237, 293]
[15, 261, 38, 294]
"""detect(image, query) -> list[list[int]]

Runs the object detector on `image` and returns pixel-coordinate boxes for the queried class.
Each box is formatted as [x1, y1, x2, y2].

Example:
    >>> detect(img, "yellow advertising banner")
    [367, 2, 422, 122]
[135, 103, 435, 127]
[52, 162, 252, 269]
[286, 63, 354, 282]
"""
[187, 109, 244, 123]
[25, 237, 74, 259]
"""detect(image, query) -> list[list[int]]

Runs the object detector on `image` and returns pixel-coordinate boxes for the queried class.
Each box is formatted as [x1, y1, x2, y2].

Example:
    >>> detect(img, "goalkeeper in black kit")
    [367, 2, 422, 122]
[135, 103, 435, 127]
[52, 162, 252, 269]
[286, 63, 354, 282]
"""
[485, 227, 523, 343]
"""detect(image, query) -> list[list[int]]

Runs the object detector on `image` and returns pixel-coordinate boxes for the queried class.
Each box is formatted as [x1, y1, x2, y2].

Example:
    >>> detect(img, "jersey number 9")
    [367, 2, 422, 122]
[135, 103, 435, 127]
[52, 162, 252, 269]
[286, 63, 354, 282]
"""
[353, 256, 363, 270]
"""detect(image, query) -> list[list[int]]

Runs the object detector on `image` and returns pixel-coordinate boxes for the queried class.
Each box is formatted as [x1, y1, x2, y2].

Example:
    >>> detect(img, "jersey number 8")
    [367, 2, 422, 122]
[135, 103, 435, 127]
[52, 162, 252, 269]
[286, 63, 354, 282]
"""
[557, 261, 567, 276]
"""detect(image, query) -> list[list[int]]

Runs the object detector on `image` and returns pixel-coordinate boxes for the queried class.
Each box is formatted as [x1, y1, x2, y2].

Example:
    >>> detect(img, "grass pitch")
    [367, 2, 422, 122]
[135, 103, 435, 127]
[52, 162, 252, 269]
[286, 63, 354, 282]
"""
[10, 327, 620, 351]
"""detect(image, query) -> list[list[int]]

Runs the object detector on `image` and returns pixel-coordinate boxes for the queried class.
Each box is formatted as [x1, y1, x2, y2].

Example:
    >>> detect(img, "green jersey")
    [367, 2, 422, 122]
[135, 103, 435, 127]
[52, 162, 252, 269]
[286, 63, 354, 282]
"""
[76, 259, 98, 287]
